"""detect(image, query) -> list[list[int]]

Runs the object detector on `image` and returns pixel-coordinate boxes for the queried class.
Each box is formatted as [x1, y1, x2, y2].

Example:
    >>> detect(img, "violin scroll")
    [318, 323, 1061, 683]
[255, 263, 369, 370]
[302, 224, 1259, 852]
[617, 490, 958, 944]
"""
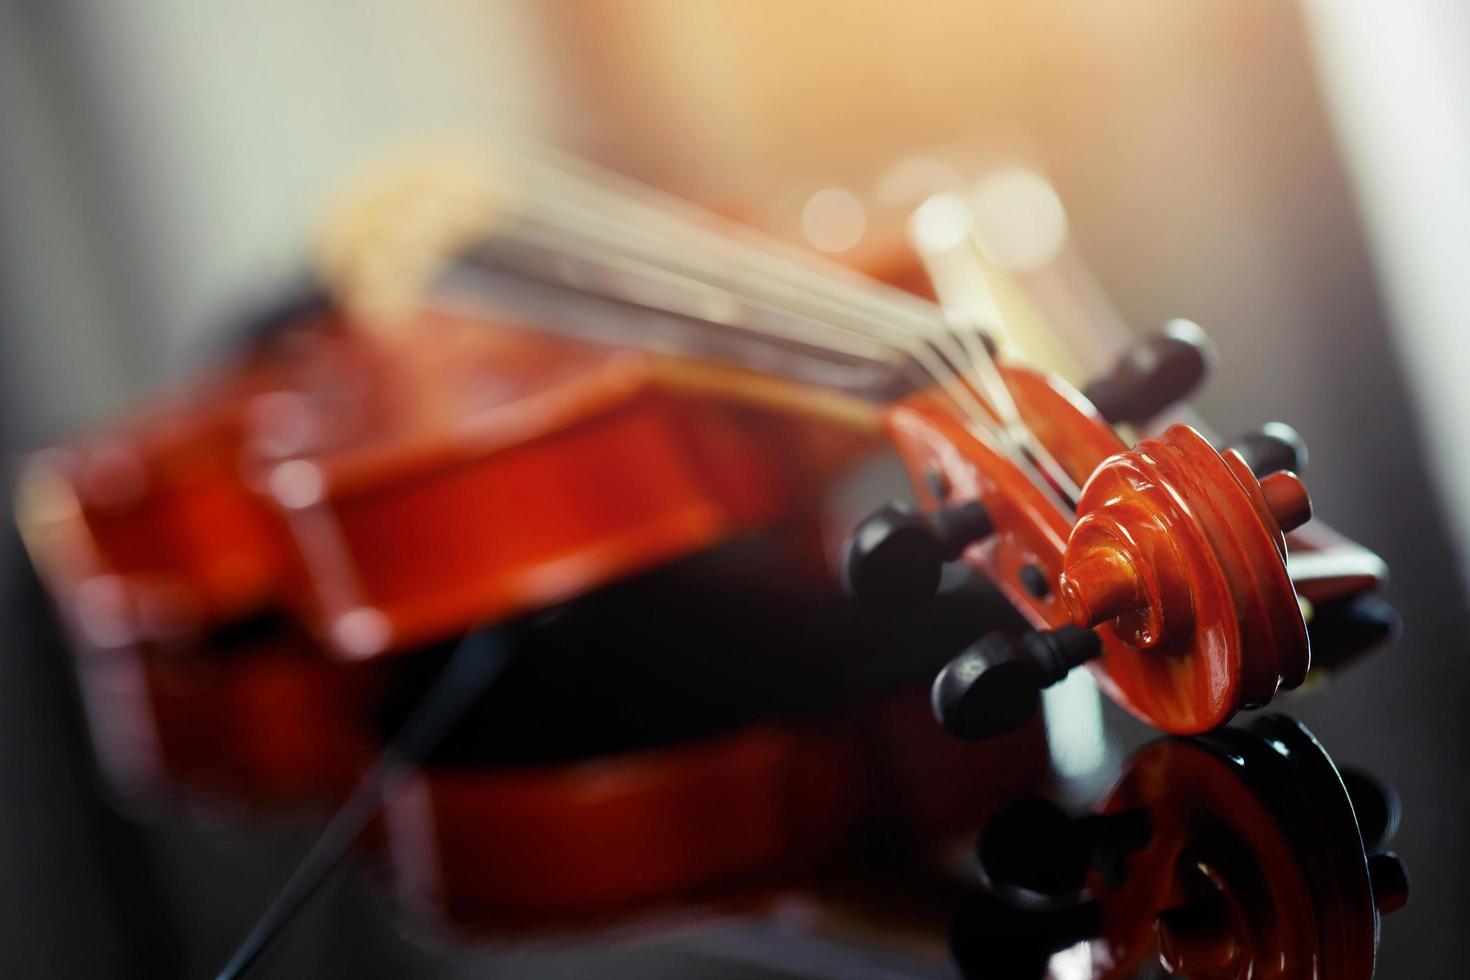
[1057, 424, 1311, 730]
[866, 348, 1315, 733]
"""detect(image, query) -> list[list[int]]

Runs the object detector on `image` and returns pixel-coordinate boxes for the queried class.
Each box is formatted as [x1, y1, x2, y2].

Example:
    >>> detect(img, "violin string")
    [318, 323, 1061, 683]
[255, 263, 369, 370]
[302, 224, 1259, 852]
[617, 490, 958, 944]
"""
[503, 142, 1078, 501]
[489, 201, 1069, 510]
[485, 202, 923, 374]
[483, 219, 947, 404]
[907, 198, 1082, 503]
[502, 139, 1053, 435]
[213, 630, 513, 980]
[490, 164, 994, 415]
[488, 210, 1015, 457]
[498, 144, 1003, 402]
[494, 225, 1070, 516]
[464, 143, 1073, 511]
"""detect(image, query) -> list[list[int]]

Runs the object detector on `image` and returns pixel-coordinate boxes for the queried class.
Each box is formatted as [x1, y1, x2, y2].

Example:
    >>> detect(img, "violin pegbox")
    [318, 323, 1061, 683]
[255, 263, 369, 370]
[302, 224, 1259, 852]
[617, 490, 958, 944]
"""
[845, 346, 1314, 735]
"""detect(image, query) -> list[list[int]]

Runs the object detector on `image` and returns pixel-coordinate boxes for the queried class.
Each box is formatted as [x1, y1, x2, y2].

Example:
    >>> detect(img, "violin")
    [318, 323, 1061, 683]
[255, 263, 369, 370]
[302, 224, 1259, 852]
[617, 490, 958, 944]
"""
[12, 144, 1397, 967]
[309, 146, 1389, 738]
[955, 715, 1408, 979]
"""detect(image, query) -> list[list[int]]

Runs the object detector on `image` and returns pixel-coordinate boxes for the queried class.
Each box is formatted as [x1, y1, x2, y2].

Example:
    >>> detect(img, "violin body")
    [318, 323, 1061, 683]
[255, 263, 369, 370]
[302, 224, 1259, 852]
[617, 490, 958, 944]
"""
[22, 306, 878, 660]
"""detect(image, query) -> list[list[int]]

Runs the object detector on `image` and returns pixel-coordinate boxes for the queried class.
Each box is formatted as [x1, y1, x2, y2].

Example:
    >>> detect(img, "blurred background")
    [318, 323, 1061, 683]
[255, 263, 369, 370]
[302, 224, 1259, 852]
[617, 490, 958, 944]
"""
[1, 1, 1468, 976]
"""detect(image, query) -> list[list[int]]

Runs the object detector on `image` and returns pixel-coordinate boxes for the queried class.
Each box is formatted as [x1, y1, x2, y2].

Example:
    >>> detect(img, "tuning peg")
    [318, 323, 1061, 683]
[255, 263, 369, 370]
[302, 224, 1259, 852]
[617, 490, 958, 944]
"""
[931, 626, 1101, 740]
[1083, 319, 1214, 425]
[1222, 424, 1313, 533]
[1307, 595, 1401, 673]
[1225, 421, 1309, 478]
[842, 500, 993, 614]
[1258, 469, 1313, 534]
[1348, 770, 1409, 917]
[1342, 768, 1402, 853]
[977, 797, 1152, 909]
[1368, 852, 1410, 914]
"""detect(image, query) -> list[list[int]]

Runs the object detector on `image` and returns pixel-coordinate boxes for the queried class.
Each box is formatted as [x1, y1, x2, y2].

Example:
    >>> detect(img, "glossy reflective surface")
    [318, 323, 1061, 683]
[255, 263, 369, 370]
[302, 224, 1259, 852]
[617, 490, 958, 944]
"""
[956, 716, 1405, 979]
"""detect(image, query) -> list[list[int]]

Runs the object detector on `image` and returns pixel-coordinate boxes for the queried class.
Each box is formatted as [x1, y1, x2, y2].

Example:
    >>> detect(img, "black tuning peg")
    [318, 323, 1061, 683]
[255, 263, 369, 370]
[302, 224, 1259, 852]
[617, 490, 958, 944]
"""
[1368, 852, 1411, 915]
[977, 797, 1152, 910]
[1342, 768, 1402, 853]
[842, 500, 993, 614]
[1307, 595, 1401, 674]
[1344, 766, 1410, 915]
[932, 626, 1101, 740]
[1083, 319, 1214, 425]
[1225, 421, 1309, 478]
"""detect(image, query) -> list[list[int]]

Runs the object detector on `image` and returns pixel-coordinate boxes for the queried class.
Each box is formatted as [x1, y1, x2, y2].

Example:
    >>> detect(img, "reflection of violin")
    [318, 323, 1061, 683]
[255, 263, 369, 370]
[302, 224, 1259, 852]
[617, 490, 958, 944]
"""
[954, 715, 1408, 979]
[12, 146, 1398, 965]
